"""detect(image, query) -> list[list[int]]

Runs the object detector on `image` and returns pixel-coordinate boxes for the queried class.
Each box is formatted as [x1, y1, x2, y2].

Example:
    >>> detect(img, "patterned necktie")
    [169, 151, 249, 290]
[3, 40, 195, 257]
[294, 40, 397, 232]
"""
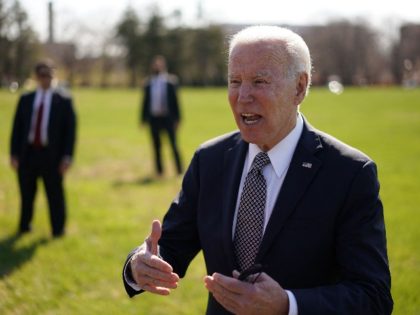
[234, 151, 271, 271]
[33, 93, 45, 147]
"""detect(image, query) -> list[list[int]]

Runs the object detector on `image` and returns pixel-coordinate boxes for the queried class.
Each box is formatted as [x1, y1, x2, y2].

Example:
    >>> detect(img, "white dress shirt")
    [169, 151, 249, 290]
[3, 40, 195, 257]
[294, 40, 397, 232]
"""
[231, 114, 303, 315]
[28, 88, 53, 146]
[150, 74, 168, 117]
[126, 114, 304, 314]
[232, 114, 304, 236]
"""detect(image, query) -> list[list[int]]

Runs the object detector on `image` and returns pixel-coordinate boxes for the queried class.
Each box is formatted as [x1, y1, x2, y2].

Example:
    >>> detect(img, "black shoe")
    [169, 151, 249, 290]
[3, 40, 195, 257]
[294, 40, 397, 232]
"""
[52, 231, 65, 238]
[17, 227, 31, 236]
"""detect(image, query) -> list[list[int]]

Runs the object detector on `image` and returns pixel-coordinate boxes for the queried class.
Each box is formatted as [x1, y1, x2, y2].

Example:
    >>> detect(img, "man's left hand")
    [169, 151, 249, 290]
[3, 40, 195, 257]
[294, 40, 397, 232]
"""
[204, 271, 289, 315]
[59, 158, 72, 175]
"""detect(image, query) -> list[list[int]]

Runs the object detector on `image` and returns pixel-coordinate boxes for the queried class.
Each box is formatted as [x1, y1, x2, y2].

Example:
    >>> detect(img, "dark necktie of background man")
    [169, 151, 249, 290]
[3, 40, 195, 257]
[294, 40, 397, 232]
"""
[33, 93, 45, 148]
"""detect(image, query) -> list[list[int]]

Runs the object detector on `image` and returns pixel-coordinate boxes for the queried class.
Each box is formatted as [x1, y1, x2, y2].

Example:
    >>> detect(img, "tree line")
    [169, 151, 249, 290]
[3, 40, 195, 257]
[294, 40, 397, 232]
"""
[0, 0, 39, 87]
[114, 7, 226, 87]
[1, 1, 418, 88]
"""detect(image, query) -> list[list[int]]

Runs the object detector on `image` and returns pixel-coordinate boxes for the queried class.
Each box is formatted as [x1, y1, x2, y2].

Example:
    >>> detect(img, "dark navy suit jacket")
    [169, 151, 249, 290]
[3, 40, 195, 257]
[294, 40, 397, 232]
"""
[141, 78, 180, 124]
[124, 119, 392, 315]
[10, 90, 76, 164]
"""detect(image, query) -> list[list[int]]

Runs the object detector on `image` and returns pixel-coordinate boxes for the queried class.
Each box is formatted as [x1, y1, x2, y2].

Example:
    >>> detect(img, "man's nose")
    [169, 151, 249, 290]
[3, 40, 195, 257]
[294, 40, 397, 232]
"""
[238, 84, 253, 103]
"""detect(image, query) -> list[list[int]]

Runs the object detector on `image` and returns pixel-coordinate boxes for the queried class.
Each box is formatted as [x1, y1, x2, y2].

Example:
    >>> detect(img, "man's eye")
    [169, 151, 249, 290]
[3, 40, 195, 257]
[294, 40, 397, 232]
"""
[255, 79, 267, 85]
[229, 80, 241, 86]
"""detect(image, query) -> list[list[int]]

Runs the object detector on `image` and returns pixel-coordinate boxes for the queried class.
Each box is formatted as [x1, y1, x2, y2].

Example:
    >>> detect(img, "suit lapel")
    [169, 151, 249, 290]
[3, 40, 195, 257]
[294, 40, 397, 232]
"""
[257, 119, 323, 261]
[23, 92, 36, 140]
[48, 92, 59, 134]
[221, 135, 248, 270]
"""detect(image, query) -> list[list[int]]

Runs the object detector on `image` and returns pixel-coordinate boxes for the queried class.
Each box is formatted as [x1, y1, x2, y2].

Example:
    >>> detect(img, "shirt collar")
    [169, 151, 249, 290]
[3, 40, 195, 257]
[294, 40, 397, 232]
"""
[246, 113, 304, 177]
[152, 73, 167, 81]
[36, 87, 53, 97]
[35, 87, 53, 106]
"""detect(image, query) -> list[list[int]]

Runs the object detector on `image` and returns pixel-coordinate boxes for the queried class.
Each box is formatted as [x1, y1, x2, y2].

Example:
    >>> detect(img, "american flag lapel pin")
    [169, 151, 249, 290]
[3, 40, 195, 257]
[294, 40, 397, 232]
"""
[302, 162, 312, 168]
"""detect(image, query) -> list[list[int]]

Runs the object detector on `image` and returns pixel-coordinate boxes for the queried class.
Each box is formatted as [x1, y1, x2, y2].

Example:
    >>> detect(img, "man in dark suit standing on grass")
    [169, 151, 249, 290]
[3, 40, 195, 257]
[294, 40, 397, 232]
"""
[10, 60, 76, 238]
[123, 26, 392, 314]
[141, 55, 183, 177]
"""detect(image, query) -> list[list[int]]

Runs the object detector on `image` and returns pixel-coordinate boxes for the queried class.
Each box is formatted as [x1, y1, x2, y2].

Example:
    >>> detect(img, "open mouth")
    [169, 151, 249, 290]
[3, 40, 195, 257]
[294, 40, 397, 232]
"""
[241, 113, 262, 125]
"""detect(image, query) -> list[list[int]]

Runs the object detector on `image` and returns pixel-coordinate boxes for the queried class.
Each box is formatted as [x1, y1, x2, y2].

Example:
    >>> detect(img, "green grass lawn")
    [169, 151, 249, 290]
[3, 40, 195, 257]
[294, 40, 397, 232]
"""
[0, 86, 419, 314]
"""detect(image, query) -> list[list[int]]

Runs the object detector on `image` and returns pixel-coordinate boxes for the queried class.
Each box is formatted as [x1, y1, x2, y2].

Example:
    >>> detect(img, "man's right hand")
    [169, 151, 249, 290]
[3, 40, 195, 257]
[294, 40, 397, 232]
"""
[130, 220, 180, 295]
[10, 156, 19, 171]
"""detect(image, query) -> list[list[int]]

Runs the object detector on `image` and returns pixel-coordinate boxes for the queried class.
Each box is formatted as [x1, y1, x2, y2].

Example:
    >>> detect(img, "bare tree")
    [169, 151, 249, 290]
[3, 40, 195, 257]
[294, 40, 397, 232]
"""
[0, 0, 40, 87]
[392, 24, 420, 85]
[302, 20, 389, 85]
[116, 7, 143, 87]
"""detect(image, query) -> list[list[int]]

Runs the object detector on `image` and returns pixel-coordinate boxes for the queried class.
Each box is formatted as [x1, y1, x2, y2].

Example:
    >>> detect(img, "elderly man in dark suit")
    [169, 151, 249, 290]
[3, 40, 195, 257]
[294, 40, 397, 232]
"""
[123, 26, 392, 315]
[10, 61, 76, 238]
[141, 55, 183, 176]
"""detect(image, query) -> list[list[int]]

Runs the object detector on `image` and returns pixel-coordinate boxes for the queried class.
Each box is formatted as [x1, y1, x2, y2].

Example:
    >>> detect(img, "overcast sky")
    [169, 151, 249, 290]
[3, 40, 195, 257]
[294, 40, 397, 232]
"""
[19, 0, 420, 42]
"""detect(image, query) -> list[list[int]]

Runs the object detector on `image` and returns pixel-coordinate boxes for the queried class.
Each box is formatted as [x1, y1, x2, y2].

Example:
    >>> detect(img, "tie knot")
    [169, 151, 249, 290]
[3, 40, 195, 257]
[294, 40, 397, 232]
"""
[251, 152, 271, 172]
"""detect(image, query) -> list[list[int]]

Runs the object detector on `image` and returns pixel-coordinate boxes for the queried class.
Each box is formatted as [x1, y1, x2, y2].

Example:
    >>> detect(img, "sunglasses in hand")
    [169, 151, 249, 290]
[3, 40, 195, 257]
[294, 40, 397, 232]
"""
[238, 264, 264, 283]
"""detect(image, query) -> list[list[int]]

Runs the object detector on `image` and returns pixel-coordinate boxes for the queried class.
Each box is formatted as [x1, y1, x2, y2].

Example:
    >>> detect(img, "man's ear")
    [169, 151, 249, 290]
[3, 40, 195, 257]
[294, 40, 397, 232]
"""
[294, 72, 308, 105]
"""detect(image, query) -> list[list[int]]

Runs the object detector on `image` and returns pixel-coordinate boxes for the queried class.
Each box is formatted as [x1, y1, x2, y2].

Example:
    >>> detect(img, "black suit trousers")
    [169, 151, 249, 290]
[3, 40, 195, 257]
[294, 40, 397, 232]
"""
[149, 116, 182, 175]
[17, 146, 66, 235]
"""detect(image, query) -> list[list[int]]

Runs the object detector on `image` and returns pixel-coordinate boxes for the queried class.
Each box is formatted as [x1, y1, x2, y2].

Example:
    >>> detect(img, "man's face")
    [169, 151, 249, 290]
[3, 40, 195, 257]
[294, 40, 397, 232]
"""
[36, 67, 53, 90]
[151, 58, 166, 74]
[228, 42, 301, 151]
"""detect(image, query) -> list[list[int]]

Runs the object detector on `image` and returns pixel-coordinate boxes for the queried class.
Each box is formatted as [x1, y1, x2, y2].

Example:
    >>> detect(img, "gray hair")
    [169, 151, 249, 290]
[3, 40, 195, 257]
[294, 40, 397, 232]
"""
[229, 25, 312, 91]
